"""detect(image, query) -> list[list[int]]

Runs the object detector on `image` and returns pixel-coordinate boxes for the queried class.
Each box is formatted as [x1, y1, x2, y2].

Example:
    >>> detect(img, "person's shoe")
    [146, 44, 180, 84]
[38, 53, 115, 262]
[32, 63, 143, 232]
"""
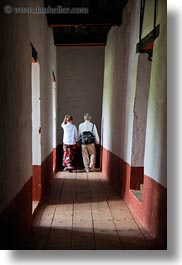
[85, 168, 90, 173]
[63, 167, 68, 171]
[68, 169, 72, 173]
[90, 167, 96, 172]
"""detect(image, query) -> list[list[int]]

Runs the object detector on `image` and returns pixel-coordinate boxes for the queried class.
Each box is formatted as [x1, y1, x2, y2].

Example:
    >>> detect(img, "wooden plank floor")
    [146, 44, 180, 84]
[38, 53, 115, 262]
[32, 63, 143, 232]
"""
[25, 170, 158, 250]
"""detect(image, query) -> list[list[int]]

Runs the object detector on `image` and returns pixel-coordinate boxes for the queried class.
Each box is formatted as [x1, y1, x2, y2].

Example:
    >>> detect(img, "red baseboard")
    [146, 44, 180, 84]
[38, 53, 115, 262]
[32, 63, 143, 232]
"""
[0, 177, 32, 249]
[102, 147, 123, 193]
[32, 165, 41, 201]
[53, 147, 56, 173]
[0, 150, 54, 249]
[142, 175, 167, 247]
[32, 151, 53, 202]
[102, 146, 167, 249]
[41, 152, 53, 197]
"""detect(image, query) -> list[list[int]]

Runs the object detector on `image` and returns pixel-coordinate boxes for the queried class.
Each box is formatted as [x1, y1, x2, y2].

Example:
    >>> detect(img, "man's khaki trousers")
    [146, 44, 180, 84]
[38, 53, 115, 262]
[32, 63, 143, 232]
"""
[81, 143, 96, 169]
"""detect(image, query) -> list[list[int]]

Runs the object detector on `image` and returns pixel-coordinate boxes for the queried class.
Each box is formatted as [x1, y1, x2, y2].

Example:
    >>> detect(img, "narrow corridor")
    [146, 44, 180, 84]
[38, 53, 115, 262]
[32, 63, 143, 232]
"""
[26, 171, 158, 250]
[0, 0, 167, 250]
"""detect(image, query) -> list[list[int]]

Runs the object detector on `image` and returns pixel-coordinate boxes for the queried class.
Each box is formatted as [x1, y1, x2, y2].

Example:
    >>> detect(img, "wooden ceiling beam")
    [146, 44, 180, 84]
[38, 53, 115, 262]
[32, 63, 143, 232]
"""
[50, 23, 118, 27]
[56, 42, 106, 46]
[46, 15, 122, 27]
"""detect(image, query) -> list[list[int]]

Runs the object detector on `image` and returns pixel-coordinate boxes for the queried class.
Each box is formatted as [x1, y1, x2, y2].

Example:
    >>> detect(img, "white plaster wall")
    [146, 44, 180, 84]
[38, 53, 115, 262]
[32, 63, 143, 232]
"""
[102, 0, 167, 187]
[102, 0, 140, 164]
[0, 1, 32, 212]
[142, 0, 156, 38]
[28, 0, 57, 162]
[0, 0, 56, 212]
[56, 46, 104, 144]
[52, 81, 57, 149]
[144, 0, 167, 187]
[32, 62, 41, 165]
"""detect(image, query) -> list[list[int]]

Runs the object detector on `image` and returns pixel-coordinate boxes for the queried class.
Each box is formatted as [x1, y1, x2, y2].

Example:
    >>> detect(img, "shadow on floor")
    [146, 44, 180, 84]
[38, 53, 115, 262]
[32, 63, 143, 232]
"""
[25, 226, 159, 250]
[44, 174, 121, 205]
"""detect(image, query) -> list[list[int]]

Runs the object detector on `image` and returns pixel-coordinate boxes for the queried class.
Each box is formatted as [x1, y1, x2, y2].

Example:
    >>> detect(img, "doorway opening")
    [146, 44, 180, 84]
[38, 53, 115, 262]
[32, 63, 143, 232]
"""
[31, 44, 41, 213]
[130, 52, 152, 201]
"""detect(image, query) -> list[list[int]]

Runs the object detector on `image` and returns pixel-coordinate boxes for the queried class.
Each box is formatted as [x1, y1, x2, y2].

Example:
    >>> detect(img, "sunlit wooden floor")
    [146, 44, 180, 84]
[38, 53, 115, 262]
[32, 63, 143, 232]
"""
[25, 170, 158, 250]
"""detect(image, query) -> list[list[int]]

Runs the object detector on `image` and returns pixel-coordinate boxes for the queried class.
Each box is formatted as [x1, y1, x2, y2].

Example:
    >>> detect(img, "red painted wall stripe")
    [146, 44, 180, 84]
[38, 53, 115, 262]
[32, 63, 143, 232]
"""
[102, 146, 167, 249]
[32, 151, 54, 202]
[0, 177, 32, 249]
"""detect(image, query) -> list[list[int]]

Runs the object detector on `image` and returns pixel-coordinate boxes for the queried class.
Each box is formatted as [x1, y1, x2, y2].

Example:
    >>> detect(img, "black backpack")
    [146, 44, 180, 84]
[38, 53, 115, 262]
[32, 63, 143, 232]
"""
[80, 124, 95, 145]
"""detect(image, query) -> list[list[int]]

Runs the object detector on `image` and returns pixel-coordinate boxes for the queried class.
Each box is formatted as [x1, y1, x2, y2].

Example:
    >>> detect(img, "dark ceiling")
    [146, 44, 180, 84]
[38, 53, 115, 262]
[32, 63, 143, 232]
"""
[44, 0, 128, 46]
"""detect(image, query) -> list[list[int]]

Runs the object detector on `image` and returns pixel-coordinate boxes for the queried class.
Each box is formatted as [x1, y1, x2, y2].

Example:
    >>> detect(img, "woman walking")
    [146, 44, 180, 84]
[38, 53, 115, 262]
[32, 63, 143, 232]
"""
[61, 114, 78, 172]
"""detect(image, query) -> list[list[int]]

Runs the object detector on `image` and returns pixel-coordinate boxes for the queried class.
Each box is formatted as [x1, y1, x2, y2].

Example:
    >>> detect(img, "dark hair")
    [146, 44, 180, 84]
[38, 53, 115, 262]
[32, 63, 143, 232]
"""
[66, 114, 73, 122]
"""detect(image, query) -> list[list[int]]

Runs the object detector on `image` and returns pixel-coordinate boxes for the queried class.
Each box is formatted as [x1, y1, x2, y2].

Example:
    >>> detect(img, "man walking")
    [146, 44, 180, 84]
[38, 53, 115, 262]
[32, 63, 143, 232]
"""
[78, 113, 100, 173]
